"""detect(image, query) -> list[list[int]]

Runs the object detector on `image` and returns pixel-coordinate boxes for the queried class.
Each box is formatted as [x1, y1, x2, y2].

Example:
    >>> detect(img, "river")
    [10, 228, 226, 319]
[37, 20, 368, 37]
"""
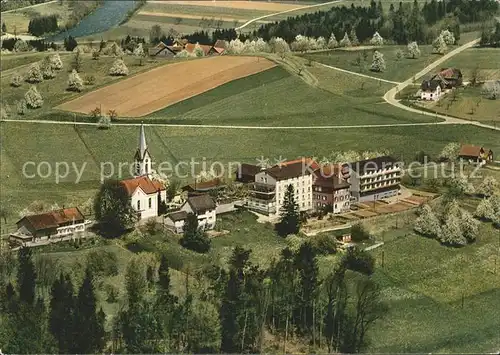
[48, 0, 137, 42]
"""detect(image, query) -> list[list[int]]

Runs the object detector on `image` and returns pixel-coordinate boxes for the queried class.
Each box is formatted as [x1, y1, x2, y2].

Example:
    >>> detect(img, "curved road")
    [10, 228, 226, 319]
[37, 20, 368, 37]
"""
[383, 38, 500, 132]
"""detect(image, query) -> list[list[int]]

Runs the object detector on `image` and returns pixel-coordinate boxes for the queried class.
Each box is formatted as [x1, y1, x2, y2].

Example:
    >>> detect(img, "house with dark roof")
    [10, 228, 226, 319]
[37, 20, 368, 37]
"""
[148, 42, 177, 57]
[344, 156, 402, 202]
[458, 144, 493, 165]
[235, 163, 262, 183]
[165, 194, 217, 232]
[420, 79, 443, 101]
[246, 158, 316, 215]
[433, 68, 463, 88]
[312, 171, 351, 214]
[10, 207, 91, 248]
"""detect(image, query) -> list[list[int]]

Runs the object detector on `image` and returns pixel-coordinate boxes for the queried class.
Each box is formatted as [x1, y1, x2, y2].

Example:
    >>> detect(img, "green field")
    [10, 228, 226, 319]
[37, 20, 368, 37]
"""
[2, 121, 500, 226]
[0, 52, 72, 72]
[303, 45, 442, 82]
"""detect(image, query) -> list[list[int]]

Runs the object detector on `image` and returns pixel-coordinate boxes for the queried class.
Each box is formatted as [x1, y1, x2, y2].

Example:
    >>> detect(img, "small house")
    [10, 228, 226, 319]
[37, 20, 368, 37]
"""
[431, 68, 463, 89]
[165, 194, 217, 233]
[148, 42, 176, 57]
[420, 79, 443, 101]
[458, 144, 494, 165]
[235, 163, 262, 183]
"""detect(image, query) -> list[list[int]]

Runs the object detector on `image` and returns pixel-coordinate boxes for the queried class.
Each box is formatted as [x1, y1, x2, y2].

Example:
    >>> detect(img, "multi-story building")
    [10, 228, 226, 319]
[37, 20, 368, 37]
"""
[246, 160, 314, 215]
[312, 174, 351, 213]
[165, 194, 217, 233]
[345, 156, 401, 202]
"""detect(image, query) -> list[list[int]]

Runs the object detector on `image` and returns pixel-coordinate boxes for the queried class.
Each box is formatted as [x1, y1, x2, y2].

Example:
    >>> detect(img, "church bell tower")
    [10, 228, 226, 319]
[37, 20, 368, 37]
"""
[134, 123, 152, 177]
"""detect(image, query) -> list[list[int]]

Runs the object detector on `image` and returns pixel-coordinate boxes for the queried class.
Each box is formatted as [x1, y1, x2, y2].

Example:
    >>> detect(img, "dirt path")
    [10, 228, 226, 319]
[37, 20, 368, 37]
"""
[382, 38, 500, 132]
[236, 0, 344, 30]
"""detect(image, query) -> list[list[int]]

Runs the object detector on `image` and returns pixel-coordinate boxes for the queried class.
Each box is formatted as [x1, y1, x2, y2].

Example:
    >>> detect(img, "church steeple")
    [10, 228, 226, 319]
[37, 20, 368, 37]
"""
[134, 123, 152, 177]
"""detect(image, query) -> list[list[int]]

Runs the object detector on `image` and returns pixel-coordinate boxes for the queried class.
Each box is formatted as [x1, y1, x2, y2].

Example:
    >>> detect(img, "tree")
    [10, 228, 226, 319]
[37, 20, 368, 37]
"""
[276, 184, 301, 237]
[350, 223, 370, 242]
[2, 21, 7, 33]
[370, 50, 386, 72]
[440, 29, 455, 45]
[340, 246, 375, 275]
[109, 59, 129, 76]
[71, 267, 105, 353]
[460, 209, 479, 243]
[180, 213, 211, 253]
[41, 62, 55, 79]
[150, 24, 163, 44]
[339, 32, 351, 47]
[370, 31, 384, 46]
[93, 179, 137, 236]
[439, 142, 460, 161]
[16, 99, 27, 115]
[14, 39, 29, 52]
[269, 37, 290, 59]
[477, 176, 498, 197]
[475, 197, 494, 221]
[72, 51, 82, 72]
[432, 35, 447, 54]
[133, 43, 145, 65]
[26, 63, 43, 83]
[439, 214, 467, 246]
[481, 81, 500, 100]
[327, 32, 338, 48]
[291, 34, 312, 52]
[10, 73, 23, 87]
[64, 36, 78, 51]
[67, 69, 83, 92]
[350, 28, 360, 46]
[193, 42, 205, 57]
[407, 41, 421, 59]
[49, 53, 63, 70]
[49, 273, 75, 353]
[24, 86, 43, 109]
[17, 247, 36, 305]
[414, 204, 441, 238]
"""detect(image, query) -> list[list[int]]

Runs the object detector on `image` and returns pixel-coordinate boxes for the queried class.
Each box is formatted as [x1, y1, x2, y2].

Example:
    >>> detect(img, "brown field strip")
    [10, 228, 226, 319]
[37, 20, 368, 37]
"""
[56, 56, 276, 117]
[147, 0, 302, 11]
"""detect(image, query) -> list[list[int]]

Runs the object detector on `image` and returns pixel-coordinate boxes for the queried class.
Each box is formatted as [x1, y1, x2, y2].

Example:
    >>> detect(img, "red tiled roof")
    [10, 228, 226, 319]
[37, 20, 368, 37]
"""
[120, 176, 165, 196]
[438, 68, 461, 80]
[184, 43, 212, 56]
[459, 144, 482, 157]
[213, 39, 227, 49]
[19, 207, 85, 231]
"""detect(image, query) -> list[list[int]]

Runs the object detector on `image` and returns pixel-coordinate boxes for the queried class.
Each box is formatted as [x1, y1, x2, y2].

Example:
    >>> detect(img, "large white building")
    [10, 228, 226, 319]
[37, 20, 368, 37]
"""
[121, 124, 166, 220]
[247, 159, 314, 215]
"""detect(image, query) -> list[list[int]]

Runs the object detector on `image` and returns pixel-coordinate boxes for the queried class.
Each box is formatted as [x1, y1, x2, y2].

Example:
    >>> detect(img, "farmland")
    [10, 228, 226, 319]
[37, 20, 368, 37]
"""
[57, 56, 276, 117]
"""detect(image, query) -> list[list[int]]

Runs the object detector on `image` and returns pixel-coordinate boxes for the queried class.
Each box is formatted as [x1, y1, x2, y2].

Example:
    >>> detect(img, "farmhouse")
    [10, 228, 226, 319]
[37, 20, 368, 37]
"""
[165, 194, 217, 233]
[458, 144, 494, 165]
[344, 156, 402, 202]
[121, 124, 167, 220]
[10, 207, 91, 248]
[420, 79, 443, 101]
[149, 39, 225, 57]
[148, 42, 176, 57]
[431, 68, 463, 89]
[246, 159, 316, 215]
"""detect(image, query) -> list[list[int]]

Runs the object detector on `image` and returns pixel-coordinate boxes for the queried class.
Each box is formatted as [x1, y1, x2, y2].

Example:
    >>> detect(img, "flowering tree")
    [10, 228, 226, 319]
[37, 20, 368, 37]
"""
[67, 69, 84, 92]
[316, 36, 327, 49]
[439, 142, 460, 161]
[16, 99, 27, 115]
[414, 204, 441, 238]
[460, 209, 479, 243]
[481, 81, 500, 100]
[24, 86, 43, 108]
[407, 42, 421, 59]
[255, 38, 270, 52]
[477, 176, 498, 197]
[439, 214, 467, 246]
[350, 28, 359, 46]
[370, 31, 384, 46]
[109, 59, 129, 76]
[327, 33, 338, 49]
[49, 53, 64, 70]
[370, 50, 386, 72]
[133, 43, 145, 66]
[41, 62, 55, 79]
[26, 63, 43, 83]
[10, 73, 23, 87]
[175, 49, 193, 58]
[440, 29, 455, 45]
[227, 38, 245, 54]
[475, 198, 494, 220]
[291, 35, 313, 52]
[193, 43, 205, 57]
[432, 35, 447, 54]
[339, 32, 351, 47]
[14, 39, 29, 52]
[269, 37, 290, 58]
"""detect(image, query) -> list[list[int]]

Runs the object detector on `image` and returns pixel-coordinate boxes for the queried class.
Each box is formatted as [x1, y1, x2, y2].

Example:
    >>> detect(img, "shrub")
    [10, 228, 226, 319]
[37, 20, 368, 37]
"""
[92, 50, 100, 60]
[25, 63, 43, 83]
[86, 250, 119, 277]
[340, 246, 375, 275]
[193, 42, 205, 57]
[84, 74, 96, 85]
[16, 99, 28, 115]
[10, 73, 23, 87]
[67, 69, 83, 92]
[350, 223, 370, 242]
[24, 86, 43, 108]
[109, 59, 129, 76]
[311, 234, 337, 255]
[98, 115, 111, 129]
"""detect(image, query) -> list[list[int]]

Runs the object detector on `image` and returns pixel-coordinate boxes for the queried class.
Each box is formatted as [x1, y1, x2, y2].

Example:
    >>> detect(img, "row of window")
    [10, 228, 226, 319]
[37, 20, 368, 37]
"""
[137, 197, 153, 211]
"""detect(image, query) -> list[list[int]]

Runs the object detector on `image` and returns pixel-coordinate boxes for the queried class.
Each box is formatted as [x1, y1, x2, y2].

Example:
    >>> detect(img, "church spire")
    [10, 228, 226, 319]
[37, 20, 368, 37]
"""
[138, 122, 147, 159]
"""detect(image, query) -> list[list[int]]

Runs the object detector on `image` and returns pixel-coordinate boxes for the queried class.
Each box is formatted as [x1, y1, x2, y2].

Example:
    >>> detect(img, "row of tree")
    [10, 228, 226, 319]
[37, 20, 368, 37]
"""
[27, 14, 58, 36]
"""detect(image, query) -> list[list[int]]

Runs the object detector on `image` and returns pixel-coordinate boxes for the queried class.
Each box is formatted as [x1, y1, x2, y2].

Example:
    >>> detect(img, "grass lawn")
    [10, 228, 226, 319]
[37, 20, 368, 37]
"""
[1, 53, 173, 118]
[0, 52, 72, 72]
[368, 223, 500, 353]
[303, 44, 442, 82]
[439, 47, 500, 81]
[146, 65, 438, 126]
[1, 1, 72, 34]
[2, 121, 500, 224]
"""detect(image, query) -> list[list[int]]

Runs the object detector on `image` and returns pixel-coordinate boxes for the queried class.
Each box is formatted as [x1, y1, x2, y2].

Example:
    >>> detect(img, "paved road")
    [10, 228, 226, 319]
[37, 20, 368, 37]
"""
[382, 38, 500, 132]
[1, 0, 57, 13]
[236, 0, 344, 30]
[317, 63, 401, 84]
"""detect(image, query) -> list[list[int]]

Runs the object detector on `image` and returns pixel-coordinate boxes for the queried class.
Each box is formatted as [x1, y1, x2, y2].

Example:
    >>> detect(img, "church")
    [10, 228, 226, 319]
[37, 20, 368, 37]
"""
[120, 124, 167, 220]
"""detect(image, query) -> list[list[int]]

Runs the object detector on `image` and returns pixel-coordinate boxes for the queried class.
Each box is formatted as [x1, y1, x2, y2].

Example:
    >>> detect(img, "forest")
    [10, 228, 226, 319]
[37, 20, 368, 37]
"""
[0, 241, 383, 353]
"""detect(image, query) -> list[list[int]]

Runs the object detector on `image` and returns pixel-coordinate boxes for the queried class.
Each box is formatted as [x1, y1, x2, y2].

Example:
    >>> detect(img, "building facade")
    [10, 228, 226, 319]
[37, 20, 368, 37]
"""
[345, 156, 401, 202]
[420, 79, 442, 100]
[312, 175, 351, 214]
[165, 194, 217, 233]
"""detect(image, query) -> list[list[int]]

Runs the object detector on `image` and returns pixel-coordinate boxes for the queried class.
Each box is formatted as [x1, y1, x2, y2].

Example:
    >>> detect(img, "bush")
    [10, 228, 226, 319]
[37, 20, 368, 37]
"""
[24, 86, 43, 108]
[109, 59, 129, 76]
[350, 223, 371, 242]
[10, 73, 23, 87]
[340, 246, 375, 275]
[311, 234, 337, 255]
[16, 99, 28, 115]
[67, 69, 83, 92]
[25, 63, 43, 83]
[98, 115, 111, 129]
[84, 74, 96, 85]
[86, 250, 119, 277]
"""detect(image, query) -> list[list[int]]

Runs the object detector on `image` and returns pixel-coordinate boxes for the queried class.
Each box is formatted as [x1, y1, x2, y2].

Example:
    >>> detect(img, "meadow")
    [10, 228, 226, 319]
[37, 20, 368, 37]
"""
[303, 44, 442, 82]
